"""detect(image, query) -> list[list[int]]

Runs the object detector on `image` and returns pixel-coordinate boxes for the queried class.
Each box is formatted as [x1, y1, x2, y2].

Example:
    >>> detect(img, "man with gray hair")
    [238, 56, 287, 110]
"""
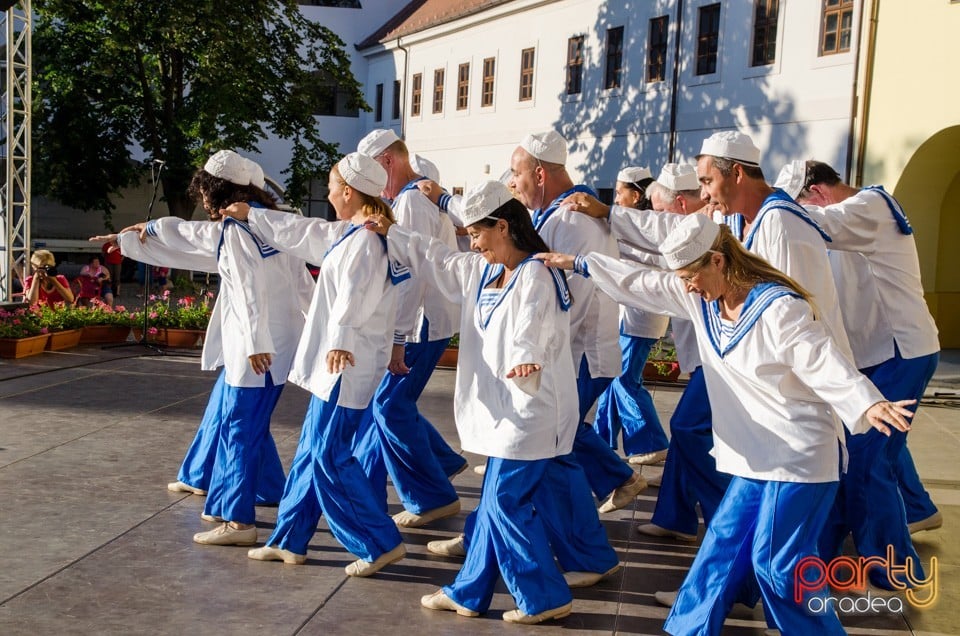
[508, 130, 646, 513]
[354, 128, 466, 529]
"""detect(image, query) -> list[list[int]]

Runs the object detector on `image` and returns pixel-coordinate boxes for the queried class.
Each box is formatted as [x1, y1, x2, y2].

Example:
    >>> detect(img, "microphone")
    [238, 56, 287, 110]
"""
[143, 158, 166, 167]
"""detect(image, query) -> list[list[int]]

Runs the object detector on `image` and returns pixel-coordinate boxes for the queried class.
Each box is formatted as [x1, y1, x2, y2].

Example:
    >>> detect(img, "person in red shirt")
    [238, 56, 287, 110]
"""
[24, 249, 74, 307]
[101, 240, 124, 298]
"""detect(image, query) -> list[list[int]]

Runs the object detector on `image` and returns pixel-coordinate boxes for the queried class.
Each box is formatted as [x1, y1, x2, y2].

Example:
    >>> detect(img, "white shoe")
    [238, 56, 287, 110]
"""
[646, 472, 662, 488]
[628, 449, 668, 465]
[200, 513, 224, 523]
[502, 602, 572, 624]
[392, 500, 460, 528]
[420, 590, 479, 616]
[598, 472, 647, 513]
[247, 545, 306, 565]
[908, 511, 943, 534]
[563, 564, 622, 588]
[193, 523, 257, 546]
[167, 480, 206, 495]
[636, 523, 697, 542]
[427, 535, 466, 557]
[344, 544, 406, 577]
[473, 464, 487, 476]
[654, 590, 677, 607]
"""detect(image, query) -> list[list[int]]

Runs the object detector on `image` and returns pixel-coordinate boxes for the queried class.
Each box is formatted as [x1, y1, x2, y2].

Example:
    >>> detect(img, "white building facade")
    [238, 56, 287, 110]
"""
[356, 0, 864, 199]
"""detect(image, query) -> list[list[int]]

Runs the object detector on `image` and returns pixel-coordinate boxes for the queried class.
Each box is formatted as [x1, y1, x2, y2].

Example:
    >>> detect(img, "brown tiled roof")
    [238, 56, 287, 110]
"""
[356, 0, 515, 50]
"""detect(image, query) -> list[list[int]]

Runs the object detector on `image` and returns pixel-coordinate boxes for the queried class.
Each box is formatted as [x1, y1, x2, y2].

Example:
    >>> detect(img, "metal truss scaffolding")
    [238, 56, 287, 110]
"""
[1, 2, 31, 302]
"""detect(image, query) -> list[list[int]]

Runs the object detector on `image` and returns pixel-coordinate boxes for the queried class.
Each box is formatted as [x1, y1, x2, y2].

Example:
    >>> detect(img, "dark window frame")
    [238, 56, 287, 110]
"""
[819, 0, 854, 56]
[433, 68, 445, 114]
[604, 26, 625, 90]
[519, 47, 535, 102]
[646, 16, 669, 82]
[411, 73, 422, 117]
[456, 62, 470, 110]
[751, 0, 779, 66]
[374, 83, 383, 122]
[392, 79, 401, 120]
[695, 3, 721, 76]
[566, 35, 585, 95]
[481, 57, 496, 107]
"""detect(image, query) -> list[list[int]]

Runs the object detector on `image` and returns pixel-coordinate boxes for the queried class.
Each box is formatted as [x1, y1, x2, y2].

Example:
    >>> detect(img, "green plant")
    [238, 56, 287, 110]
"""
[78, 299, 140, 327]
[0, 306, 45, 338]
[646, 335, 678, 375]
[140, 290, 213, 330]
[36, 302, 85, 332]
[448, 333, 460, 348]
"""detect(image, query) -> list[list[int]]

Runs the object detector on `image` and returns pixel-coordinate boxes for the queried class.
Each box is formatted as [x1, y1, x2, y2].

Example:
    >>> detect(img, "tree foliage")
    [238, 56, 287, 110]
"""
[32, 0, 366, 224]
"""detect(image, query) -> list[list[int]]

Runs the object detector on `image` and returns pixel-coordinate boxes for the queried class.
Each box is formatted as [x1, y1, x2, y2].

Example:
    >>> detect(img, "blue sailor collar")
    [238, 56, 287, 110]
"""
[719, 213, 746, 241]
[474, 257, 571, 330]
[321, 221, 410, 286]
[532, 185, 597, 231]
[218, 202, 280, 260]
[743, 189, 832, 250]
[700, 281, 801, 358]
[862, 185, 913, 235]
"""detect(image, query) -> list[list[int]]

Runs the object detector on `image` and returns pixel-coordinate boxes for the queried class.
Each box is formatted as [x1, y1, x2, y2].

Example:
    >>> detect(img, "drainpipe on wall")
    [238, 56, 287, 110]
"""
[667, 0, 684, 163]
[396, 37, 409, 139]
[851, 0, 880, 187]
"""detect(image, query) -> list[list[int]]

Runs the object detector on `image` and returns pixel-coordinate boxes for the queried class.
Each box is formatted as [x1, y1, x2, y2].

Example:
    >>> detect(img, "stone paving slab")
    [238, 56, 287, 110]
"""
[0, 346, 956, 634]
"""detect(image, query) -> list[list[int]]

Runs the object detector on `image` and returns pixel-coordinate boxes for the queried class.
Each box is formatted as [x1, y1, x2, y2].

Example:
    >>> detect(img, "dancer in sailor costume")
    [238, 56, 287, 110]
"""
[537, 213, 917, 636]
[372, 180, 617, 624]
[159, 157, 293, 505]
[351, 129, 466, 529]
[778, 160, 941, 575]
[98, 150, 312, 546]
[508, 131, 645, 514]
[637, 166, 730, 543]
[593, 166, 670, 466]
[218, 153, 407, 575]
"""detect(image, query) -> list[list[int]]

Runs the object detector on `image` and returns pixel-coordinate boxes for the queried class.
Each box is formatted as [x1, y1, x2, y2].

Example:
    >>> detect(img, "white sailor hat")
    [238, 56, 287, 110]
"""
[358, 128, 401, 158]
[657, 163, 700, 191]
[337, 152, 387, 198]
[774, 160, 807, 199]
[460, 180, 514, 227]
[698, 131, 761, 167]
[660, 213, 721, 270]
[520, 130, 568, 165]
[245, 158, 266, 190]
[617, 166, 653, 184]
[204, 150, 251, 186]
[410, 153, 440, 183]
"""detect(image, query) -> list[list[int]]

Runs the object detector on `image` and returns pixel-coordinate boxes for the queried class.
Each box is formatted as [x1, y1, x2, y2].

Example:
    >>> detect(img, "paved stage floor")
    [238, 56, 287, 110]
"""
[1, 345, 958, 635]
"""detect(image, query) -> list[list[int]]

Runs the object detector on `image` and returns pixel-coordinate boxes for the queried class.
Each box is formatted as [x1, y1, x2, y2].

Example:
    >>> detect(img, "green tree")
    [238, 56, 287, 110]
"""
[32, 0, 366, 225]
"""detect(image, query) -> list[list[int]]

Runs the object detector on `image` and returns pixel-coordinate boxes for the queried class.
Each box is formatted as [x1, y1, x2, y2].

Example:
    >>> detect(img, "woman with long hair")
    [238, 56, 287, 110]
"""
[93, 150, 313, 546]
[221, 152, 407, 577]
[537, 213, 915, 635]
[369, 180, 617, 624]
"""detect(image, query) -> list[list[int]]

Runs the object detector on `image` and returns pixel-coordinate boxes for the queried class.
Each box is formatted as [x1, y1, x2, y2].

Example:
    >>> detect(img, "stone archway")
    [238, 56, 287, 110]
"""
[892, 126, 960, 348]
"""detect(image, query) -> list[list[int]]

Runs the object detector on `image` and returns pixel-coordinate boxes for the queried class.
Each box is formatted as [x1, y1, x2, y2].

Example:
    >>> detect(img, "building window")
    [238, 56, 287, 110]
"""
[392, 80, 401, 119]
[452, 187, 464, 196]
[819, 0, 854, 56]
[604, 26, 624, 90]
[411, 73, 422, 116]
[519, 47, 535, 102]
[456, 63, 470, 110]
[751, 0, 779, 66]
[306, 70, 360, 118]
[433, 68, 444, 114]
[374, 83, 383, 122]
[597, 188, 614, 206]
[566, 36, 584, 95]
[481, 57, 495, 107]
[696, 3, 721, 76]
[647, 16, 669, 82]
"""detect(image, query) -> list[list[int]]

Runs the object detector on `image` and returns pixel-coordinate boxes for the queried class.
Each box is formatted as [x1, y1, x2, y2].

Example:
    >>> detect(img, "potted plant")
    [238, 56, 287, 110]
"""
[437, 332, 459, 369]
[643, 335, 681, 382]
[37, 302, 85, 351]
[134, 290, 213, 348]
[77, 299, 138, 344]
[0, 305, 50, 358]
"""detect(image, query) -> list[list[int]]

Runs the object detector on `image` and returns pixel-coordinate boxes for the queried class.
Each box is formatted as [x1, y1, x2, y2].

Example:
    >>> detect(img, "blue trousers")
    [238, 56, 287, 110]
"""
[460, 454, 619, 575]
[444, 457, 572, 616]
[203, 373, 285, 524]
[595, 334, 669, 456]
[265, 386, 402, 560]
[573, 355, 636, 499]
[356, 322, 464, 514]
[665, 478, 844, 636]
[652, 367, 730, 535]
[819, 349, 938, 589]
[176, 369, 286, 504]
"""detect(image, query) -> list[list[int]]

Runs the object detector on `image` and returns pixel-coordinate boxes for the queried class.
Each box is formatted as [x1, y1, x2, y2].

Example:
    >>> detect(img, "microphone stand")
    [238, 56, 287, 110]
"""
[104, 160, 167, 353]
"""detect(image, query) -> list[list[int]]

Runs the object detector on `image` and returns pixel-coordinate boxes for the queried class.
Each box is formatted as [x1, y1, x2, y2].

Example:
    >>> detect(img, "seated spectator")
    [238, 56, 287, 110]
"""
[77, 255, 114, 306]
